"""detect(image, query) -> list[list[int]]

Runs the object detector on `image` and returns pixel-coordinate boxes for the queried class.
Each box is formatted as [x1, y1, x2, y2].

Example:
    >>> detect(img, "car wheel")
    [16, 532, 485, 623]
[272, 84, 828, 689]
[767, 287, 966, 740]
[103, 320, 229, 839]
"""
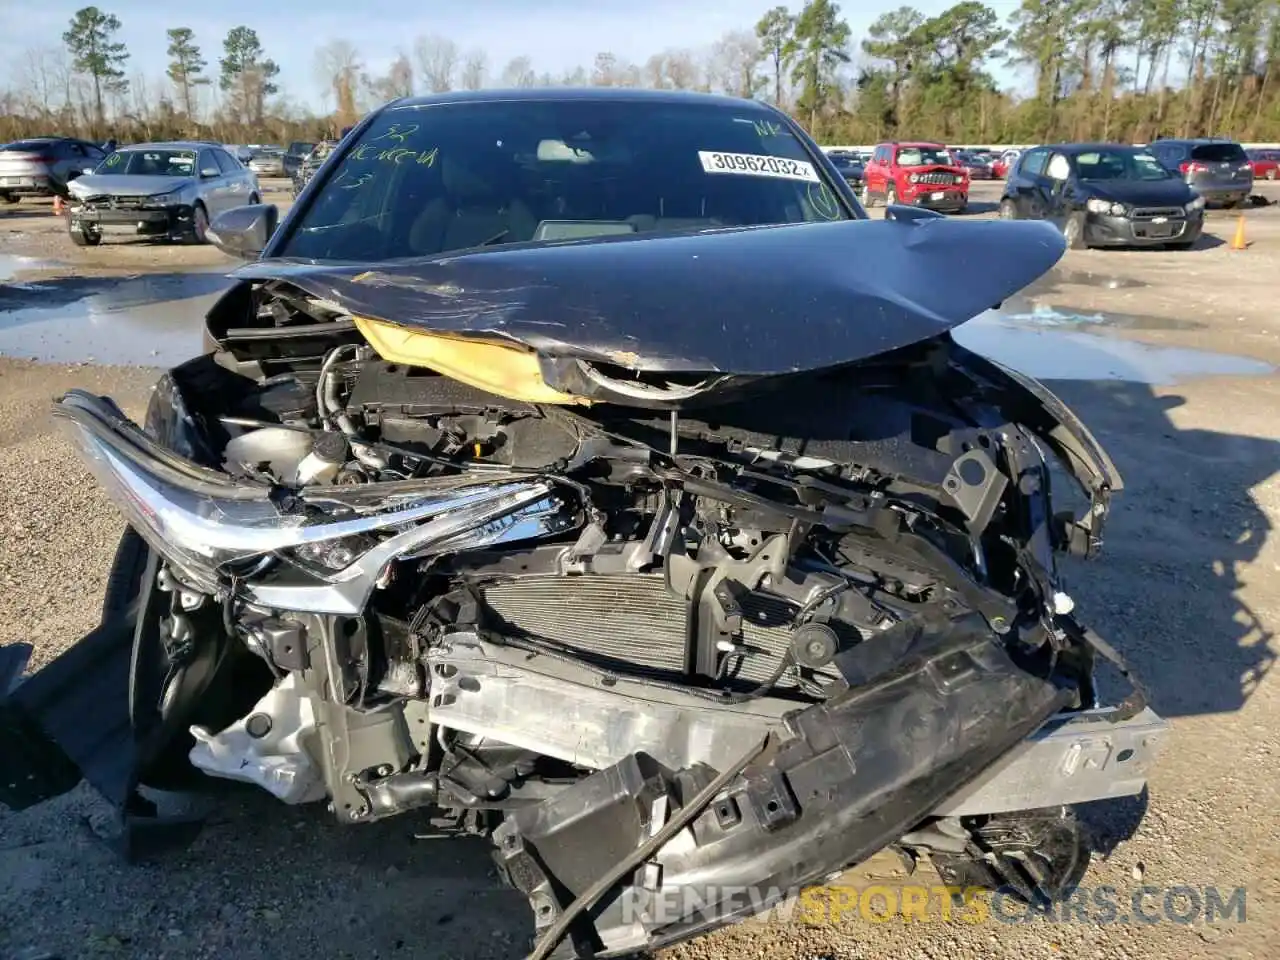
[0, 192, 18, 204]
[999, 199, 1018, 219]
[188, 203, 209, 245]
[886, 184, 898, 206]
[1267, 169, 1277, 181]
[248, 192, 260, 205]
[859, 182, 873, 208]
[69, 222, 102, 246]
[1063, 212, 1088, 250]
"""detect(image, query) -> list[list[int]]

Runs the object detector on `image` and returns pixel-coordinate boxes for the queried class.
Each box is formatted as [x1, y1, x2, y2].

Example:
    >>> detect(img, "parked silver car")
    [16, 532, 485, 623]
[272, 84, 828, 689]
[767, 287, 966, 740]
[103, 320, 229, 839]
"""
[248, 149, 285, 178]
[65, 141, 261, 246]
[0, 136, 109, 202]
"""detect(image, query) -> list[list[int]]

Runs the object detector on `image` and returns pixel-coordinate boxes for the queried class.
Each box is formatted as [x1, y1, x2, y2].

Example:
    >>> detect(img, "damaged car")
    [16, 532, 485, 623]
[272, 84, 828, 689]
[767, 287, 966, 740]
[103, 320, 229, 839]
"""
[1, 89, 1165, 959]
[65, 140, 261, 246]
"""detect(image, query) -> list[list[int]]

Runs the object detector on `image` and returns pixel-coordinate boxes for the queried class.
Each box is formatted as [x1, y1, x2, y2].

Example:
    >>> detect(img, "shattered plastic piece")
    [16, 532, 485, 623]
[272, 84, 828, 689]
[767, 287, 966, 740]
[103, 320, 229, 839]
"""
[188, 674, 325, 803]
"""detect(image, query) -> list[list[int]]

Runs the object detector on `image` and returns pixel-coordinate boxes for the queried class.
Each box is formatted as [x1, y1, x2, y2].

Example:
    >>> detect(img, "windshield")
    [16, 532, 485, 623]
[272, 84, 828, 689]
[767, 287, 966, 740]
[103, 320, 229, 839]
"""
[97, 149, 196, 176]
[1073, 149, 1172, 181]
[289, 141, 316, 156]
[279, 99, 851, 262]
[895, 146, 951, 166]
[1190, 142, 1247, 163]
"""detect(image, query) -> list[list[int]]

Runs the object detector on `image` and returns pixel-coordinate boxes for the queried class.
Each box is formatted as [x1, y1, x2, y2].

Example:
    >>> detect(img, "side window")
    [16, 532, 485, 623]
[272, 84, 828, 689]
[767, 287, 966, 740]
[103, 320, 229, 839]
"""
[212, 150, 238, 174]
[1020, 148, 1049, 177]
[198, 149, 219, 175]
[1153, 145, 1181, 169]
[67, 142, 87, 157]
[874, 146, 889, 164]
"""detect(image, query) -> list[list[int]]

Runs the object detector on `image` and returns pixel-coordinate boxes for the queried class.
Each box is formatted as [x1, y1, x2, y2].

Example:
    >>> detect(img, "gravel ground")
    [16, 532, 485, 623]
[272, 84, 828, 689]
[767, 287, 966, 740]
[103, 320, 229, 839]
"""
[1, 182, 1279, 959]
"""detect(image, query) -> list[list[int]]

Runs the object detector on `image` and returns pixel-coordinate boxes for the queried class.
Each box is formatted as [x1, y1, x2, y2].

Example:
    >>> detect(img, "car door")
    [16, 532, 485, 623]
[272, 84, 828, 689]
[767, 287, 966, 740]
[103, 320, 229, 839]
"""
[60, 141, 92, 186]
[196, 148, 230, 216]
[1011, 148, 1049, 217]
[1040, 153, 1076, 230]
[213, 149, 251, 210]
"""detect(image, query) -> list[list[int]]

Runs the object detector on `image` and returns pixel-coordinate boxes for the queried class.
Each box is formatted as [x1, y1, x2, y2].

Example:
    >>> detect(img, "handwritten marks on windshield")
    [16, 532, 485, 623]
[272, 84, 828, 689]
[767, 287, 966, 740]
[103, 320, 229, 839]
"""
[328, 130, 439, 190]
[753, 120, 784, 138]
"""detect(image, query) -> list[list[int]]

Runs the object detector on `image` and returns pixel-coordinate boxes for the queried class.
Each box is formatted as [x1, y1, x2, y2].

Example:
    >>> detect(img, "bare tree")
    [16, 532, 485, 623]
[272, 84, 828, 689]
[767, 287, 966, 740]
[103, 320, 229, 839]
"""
[17, 48, 64, 115]
[711, 30, 763, 98]
[316, 39, 363, 128]
[644, 52, 668, 88]
[366, 53, 414, 103]
[561, 65, 588, 85]
[592, 52, 620, 85]
[664, 49, 702, 89]
[460, 48, 487, 89]
[500, 55, 537, 87]
[414, 34, 458, 92]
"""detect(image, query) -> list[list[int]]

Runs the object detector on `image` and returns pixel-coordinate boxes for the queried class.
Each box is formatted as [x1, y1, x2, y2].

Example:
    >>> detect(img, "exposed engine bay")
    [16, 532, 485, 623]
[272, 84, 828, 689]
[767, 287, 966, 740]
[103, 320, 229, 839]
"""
[5, 220, 1167, 959]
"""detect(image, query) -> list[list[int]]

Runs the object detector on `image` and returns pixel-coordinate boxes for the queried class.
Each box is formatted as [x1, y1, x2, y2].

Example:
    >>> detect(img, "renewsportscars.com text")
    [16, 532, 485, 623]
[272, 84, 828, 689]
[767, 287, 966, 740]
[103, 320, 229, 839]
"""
[619, 884, 1248, 927]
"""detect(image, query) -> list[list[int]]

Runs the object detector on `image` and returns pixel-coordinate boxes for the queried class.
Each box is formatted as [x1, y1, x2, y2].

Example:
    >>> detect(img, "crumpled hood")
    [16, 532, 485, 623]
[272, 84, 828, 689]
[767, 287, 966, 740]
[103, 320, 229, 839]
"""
[232, 216, 1066, 376]
[70, 174, 192, 199]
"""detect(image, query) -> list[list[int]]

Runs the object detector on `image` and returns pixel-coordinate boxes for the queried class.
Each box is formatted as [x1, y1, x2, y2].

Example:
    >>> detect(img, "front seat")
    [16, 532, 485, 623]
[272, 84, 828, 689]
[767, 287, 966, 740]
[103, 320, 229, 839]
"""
[409, 157, 538, 254]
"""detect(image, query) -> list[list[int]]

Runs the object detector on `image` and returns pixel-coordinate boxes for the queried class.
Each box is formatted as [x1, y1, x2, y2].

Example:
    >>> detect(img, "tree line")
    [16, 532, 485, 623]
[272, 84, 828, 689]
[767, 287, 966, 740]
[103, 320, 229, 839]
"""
[3, 0, 1280, 148]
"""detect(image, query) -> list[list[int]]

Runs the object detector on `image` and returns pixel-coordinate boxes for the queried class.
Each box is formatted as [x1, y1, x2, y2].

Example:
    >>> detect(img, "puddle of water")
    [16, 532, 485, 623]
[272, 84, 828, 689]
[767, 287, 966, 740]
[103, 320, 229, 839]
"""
[0, 270, 233, 365]
[993, 294, 1204, 332]
[1032, 268, 1148, 291]
[955, 313, 1274, 384]
[0, 254, 67, 287]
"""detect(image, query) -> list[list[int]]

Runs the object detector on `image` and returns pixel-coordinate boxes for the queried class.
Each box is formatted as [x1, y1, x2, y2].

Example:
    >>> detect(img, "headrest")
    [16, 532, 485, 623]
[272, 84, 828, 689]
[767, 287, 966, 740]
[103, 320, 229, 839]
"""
[442, 156, 500, 201]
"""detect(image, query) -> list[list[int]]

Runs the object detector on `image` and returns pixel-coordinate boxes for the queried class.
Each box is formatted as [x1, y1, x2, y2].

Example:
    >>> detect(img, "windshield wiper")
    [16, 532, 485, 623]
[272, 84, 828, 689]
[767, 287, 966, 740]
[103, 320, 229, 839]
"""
[478, 229, 509, 247]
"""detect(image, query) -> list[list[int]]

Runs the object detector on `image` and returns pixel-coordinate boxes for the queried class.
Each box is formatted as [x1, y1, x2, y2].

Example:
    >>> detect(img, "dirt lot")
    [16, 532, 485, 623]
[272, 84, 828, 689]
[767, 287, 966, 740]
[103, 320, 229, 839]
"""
[1, 181, 1279, 959]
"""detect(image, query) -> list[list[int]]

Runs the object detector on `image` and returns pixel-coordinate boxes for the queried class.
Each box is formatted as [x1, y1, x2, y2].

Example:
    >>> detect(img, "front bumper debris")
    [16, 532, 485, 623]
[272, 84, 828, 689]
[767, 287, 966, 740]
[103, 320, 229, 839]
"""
[493, 613, 1140, 957]
[70, 202, 195, 238]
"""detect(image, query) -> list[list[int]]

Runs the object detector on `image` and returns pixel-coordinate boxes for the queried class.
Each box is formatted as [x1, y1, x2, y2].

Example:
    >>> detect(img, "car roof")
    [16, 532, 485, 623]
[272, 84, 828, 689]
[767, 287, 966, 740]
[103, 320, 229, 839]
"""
[381, 87, 782, 111]
[876, 140, 945, 148]
[1150, 137, 1242, 145]
[1046, 142, 1145, 154]
[117, 141, 215, 151]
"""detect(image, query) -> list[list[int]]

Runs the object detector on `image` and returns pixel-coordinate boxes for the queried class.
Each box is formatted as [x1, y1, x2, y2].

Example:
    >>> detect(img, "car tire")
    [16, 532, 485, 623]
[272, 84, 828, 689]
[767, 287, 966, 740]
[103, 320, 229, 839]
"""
[858, 182, 874, 207]
[999, 199, 1018, 220]
[1063, 212, 1088, 250]
[69, 222, 102, 246]
[886, 184, 898, 206]
[1, 192, 18, 204]
[187, 203, 209, 245]
[103, 526, 150, 618]
[1267, 169, 1276, 181]
[248, 192, 260, 205]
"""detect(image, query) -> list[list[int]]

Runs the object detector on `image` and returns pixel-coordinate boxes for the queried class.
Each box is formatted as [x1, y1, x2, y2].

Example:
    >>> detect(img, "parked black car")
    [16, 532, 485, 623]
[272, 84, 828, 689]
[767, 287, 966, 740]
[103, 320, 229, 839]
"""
[826, 149, 864, 184]
[282, 140, 317, 180]
[1145, 137, 1253, 207]
[999, 142, 1205, 250]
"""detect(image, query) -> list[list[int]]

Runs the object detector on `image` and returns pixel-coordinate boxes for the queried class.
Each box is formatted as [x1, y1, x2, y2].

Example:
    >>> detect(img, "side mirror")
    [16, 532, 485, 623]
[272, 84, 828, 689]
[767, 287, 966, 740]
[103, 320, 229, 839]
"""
[82, 166, 96, 176]
[207, 204, 279, 260]
[200, 167, 220, 179]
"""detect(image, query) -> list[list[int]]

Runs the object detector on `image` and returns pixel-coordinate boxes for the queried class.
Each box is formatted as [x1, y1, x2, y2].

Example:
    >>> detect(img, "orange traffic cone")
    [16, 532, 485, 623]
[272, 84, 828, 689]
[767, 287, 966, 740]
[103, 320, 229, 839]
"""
[1230, 214, 1248, 250]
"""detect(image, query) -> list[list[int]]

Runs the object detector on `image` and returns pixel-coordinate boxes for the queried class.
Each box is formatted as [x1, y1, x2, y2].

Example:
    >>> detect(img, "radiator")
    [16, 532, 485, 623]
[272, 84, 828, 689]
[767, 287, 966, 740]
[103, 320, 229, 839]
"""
[479, 573, 815, 686]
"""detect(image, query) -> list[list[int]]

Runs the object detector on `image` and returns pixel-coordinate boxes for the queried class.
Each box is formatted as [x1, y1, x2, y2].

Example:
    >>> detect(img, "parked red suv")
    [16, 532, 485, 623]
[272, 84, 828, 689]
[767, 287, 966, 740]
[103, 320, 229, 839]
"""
[1246, 148, 1279, 181]
[859, 141, 969, 213]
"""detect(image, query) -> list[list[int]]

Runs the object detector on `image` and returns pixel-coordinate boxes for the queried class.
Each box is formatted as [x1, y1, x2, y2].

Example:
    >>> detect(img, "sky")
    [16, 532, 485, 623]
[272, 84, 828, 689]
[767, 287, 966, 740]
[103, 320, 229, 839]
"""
[0, 0, 1029, 111]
